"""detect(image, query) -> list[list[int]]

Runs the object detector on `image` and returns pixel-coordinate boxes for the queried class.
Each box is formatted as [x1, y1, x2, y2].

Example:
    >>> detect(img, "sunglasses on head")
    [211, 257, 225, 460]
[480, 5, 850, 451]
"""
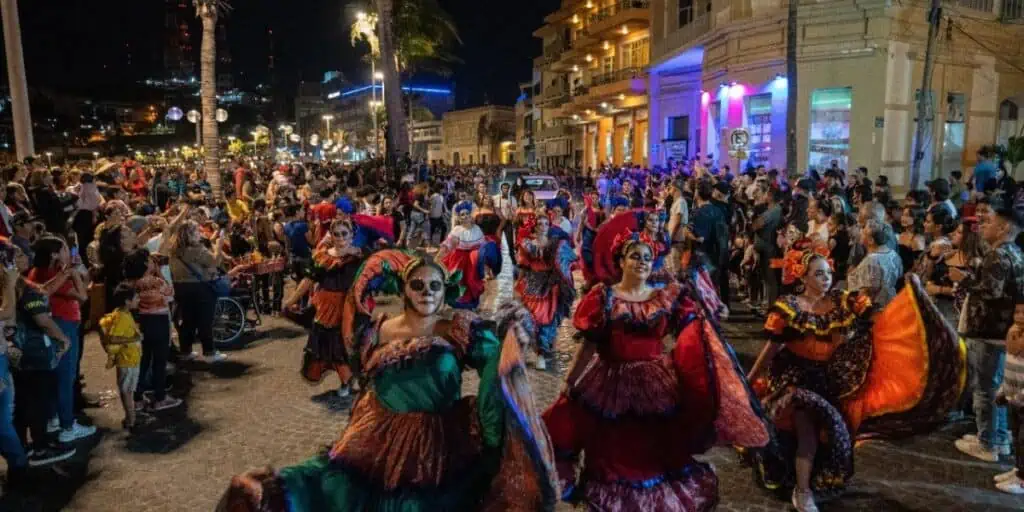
[409, 279, 444, 292]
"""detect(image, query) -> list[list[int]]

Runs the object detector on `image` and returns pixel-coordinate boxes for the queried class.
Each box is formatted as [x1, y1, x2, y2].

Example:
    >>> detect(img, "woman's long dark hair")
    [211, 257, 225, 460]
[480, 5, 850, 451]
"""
[31, 236, 65, 270]
[99, 225, 128, 302]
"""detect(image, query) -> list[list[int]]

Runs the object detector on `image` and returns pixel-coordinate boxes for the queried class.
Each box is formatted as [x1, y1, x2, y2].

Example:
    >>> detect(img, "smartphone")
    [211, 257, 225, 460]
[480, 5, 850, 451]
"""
[70, 247, 79, 259]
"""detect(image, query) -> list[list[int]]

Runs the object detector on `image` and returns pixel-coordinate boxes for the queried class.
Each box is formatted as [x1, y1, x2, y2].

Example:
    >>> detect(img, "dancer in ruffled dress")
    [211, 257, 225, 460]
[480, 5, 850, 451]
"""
[221, 251, 558, 512]
[745, 240, 966, 511]
[281, 219, 364, 397]
[437, 201, 501, 310]
[514, 215, 577, 370]
[578, 190, 606, 291]
[543, 228, 769, 511]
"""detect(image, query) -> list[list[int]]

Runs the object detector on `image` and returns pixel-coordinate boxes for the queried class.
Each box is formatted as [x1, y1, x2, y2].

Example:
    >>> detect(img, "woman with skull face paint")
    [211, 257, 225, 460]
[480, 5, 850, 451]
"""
[514, 215, 577, 370]
[436, 201, 501, 310]
[220, 250, 559, 512]
[282, 219, 364, 397]
[543, 230, 769, 511]
[744, 240, 965, 512]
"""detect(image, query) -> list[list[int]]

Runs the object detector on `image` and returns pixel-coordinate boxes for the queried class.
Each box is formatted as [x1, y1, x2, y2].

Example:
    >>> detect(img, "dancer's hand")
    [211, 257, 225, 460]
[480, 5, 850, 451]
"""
[217, 466, 277, 512]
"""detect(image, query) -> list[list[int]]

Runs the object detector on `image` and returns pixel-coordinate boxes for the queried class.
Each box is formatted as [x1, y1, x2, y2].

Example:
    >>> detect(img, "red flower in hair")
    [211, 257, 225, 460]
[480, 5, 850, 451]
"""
[781, 239, 832, 285]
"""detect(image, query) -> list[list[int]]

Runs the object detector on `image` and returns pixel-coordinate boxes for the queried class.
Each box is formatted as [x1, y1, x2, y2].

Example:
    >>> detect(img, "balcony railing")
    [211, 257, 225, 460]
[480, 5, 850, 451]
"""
[591, 67, 644, 86]
[950, 0, 995, 12]
[543, 39, 569, 62]
[587, 0, 651, 27]
[1003, 0, 1024, 20]
[651, 13, 710, 62]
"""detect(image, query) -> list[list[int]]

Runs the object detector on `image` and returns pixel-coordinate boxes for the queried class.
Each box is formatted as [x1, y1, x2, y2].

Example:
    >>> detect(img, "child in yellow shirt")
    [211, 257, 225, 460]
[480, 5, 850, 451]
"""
[99, 285, 143, 429]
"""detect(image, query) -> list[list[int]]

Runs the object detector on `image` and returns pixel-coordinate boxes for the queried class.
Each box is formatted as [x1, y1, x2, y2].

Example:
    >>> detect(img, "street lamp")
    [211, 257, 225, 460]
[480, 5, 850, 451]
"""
[44, 151, 52, 167]
[322, 114, 334, 143]
[92, 152, 99, 167]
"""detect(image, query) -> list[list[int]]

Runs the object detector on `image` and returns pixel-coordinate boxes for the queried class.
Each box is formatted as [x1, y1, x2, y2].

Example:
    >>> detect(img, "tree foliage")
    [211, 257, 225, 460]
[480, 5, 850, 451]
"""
[351, 0, 462, 76]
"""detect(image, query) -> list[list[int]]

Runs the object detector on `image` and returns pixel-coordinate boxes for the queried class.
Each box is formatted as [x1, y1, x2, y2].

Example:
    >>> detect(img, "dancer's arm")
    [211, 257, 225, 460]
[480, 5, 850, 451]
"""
[282, 278, 313, 311]
[747, 341, 783, 381]
[564, 340, 597, 390]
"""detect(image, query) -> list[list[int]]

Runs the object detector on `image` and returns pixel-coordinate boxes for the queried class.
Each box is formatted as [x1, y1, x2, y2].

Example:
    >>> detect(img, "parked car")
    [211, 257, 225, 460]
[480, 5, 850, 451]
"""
[521, 175, 560, 201]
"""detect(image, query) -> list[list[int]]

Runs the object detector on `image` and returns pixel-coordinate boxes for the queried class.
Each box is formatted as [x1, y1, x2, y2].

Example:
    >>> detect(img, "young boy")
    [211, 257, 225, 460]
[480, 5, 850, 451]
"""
[995, 301, 1024, 494]
[99, 285, 143, 430]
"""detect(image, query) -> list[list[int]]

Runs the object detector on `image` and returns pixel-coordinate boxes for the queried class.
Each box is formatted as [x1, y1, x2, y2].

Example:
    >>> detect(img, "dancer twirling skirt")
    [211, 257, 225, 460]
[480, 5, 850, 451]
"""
[220, 250, 558, 512]
[515, 215, 577, 368]
[543, 228, 769, 511]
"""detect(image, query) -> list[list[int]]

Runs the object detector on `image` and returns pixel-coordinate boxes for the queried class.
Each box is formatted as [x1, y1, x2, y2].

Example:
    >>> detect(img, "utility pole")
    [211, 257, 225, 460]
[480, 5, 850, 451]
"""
[1, 0, 35, 161]
[910, 0, 942, 191]
[785, 0, 798, 177]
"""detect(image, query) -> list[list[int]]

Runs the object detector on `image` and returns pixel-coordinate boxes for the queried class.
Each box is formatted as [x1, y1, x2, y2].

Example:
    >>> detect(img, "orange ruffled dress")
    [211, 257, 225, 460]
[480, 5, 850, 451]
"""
[299, 247, 363, 385]
[748, 277, 966, 495]
[543, 280, 768, 511]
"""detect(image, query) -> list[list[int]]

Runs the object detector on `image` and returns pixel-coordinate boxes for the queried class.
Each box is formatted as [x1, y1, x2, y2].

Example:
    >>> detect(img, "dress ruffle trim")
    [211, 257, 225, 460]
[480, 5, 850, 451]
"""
[361, 335, 456, 378]
[569, 356, 679, 418]
[574, 282, 689, 333]
[328, 392, 482, 491]
[580, 463, 718, 512]
[765, 290, 871, 338]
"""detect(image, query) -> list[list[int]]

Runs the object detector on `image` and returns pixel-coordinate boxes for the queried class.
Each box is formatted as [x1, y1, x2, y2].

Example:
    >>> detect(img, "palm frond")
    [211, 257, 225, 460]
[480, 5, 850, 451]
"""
[193, 0, 232, 16]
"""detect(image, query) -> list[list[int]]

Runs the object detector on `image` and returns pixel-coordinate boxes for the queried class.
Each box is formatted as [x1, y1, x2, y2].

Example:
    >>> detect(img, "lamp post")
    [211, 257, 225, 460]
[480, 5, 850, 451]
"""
[369, 100, 382, 158]
[91, 151, 99, 169]
[44, 151, 52, 167]
[321, 115, 334, 145]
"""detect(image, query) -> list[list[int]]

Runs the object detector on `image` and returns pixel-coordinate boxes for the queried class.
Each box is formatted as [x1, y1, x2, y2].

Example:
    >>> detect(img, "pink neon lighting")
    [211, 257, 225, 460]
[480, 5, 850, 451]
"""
[701, 91, 710, 107]
[728, 83, 746, 100]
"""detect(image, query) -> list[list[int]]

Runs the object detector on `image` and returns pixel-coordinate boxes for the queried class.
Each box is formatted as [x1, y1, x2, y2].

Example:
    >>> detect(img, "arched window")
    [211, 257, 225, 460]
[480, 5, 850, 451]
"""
[997, 99, 1020, 146]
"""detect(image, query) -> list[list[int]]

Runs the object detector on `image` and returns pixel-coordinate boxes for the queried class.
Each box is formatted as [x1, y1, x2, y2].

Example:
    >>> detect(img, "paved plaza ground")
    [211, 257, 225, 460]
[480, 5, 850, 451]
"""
[0, 250, 1022, 511]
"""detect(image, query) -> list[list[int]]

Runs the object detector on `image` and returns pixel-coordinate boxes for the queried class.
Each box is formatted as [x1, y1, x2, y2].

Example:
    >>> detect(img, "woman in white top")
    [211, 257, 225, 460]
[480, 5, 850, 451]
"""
[806, 196, 832, 246]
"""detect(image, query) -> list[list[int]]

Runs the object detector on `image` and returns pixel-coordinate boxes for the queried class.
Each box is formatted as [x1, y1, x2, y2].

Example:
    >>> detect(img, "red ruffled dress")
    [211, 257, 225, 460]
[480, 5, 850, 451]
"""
[542, 281, 768, 511]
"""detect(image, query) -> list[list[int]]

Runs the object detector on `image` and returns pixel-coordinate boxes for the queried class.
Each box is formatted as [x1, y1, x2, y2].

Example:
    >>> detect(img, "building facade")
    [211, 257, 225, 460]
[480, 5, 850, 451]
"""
[516, 76, 541, 167]
[532, 0, 653, 171]
[410, 120, 444, 163]
[441, 106, 517, 166]
[649, 0, 1024, 190]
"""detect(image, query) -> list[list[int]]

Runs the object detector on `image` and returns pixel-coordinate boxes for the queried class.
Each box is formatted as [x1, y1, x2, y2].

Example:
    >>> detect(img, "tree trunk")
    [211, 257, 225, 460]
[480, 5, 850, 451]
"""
[1, 0, 34, 162]
[200, 9, 221, 198]
[910, 0, 941, 191]
[375, 0, 409, 166]
[785, 0, 798, 177]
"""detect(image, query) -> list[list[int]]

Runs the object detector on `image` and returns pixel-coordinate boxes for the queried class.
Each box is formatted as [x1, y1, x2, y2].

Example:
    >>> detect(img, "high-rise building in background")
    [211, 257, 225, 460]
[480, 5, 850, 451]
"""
[163, 0, 195, 81]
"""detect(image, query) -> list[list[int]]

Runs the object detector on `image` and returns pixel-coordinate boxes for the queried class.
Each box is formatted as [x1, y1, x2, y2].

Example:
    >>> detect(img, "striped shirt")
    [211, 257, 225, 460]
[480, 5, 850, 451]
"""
[1002, 353, 1024, 407]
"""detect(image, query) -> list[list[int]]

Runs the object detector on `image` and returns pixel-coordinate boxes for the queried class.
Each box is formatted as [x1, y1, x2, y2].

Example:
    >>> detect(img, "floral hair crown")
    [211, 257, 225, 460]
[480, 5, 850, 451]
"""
[612, 230, 652, 258]
[781, 239, 832, 285]
[454, 201, 473, 215]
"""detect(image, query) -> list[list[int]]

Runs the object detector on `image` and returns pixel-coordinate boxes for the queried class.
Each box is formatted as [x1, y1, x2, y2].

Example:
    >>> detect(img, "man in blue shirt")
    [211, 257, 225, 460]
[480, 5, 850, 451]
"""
[972, 146, 997, 193]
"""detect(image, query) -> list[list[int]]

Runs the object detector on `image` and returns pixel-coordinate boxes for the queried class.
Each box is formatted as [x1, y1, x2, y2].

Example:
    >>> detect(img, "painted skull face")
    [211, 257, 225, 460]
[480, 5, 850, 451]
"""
[404, 264, 445, 316]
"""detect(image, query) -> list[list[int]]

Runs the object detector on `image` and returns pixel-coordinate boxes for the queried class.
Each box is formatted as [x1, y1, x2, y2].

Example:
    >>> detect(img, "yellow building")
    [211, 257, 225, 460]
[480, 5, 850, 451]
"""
[441, 106, 517, 166]
[649, 0, 1024, 190]
[533, 0, 653, 171]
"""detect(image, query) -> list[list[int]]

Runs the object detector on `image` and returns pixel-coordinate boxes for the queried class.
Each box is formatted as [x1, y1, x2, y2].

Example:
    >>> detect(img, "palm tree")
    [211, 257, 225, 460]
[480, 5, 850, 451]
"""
[1, 0, 34, 161]
[352, 0, 461, 165]
[194, 0, 231, 198]
[785, 0, 797, 177]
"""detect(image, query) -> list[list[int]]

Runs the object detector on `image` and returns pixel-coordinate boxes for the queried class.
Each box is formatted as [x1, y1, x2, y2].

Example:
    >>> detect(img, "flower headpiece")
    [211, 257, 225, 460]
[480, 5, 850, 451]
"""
[781, 239, 832, 285]
[611, 230, 651, 259]
[454, 200, 474, 215]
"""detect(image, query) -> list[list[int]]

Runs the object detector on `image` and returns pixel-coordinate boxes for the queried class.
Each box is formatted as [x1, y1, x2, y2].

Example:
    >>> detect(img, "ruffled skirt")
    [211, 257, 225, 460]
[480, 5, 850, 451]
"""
[301, 322, 352, 384]
[544, 319, 768, 511]
[441, 247, 486, 310]
[514, 269, 570, 354]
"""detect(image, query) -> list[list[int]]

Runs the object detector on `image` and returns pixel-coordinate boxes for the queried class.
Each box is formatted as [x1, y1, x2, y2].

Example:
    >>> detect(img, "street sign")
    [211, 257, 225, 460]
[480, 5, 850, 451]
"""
[729, 128, 750, 150]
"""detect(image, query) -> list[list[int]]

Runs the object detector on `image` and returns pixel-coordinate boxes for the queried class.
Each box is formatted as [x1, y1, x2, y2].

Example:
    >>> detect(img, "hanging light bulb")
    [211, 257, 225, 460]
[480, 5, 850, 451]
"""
[620, 25, 629, 35]
[585, 54, 593, 62]
[602, 41, 610, 50]
[618, 93, 626, 101]
[572, 64, 580, 73]
[572, 14, 580, 24]
[586, 1, 594, 8]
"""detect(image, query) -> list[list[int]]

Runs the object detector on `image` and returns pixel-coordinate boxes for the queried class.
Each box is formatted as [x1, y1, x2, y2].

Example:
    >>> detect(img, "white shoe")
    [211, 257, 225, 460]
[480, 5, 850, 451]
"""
[996, 475, 1024, 495]
[994, 468, 1019, 483]
[954, 438, 1000, 462]
[204, 352, 227, 363]
[181, 351, 200, 361]
[58, 422, 97, 443]
[959, 434, 1011, 455]
[791, 488, 819, 512]
[534, 356, 547, 371]
[46, 418, 60, 434]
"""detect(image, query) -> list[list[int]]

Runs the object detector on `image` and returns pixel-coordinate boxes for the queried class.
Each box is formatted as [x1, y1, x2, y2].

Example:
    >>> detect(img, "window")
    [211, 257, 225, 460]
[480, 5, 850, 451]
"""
[666, 116, 689, 141]
[942, 93, 966, 177]
[808, 87, 852, 170]
[482, 154, 487, 165]
[998, 99, 1019, 147]
[469, 154, 474, 164]
[621, 38, 649, 70]
[678, 0, 710, 29]
[524, 177, 558, 191]
[602, 55, 614, 75]
[746, 94, 772, 167]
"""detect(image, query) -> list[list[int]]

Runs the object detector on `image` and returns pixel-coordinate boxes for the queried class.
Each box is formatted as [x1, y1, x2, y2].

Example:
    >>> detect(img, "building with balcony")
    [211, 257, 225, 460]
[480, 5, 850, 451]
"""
[516, 76, 542, 167]
[649, 0, 1024, 189]
[533, 0, 653, 170]
[441, 106, 517, 166]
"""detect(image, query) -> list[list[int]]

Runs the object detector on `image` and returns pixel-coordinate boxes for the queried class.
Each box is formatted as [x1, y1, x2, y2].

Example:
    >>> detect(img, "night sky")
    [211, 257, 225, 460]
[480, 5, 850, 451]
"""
[6, 0, 560, 108]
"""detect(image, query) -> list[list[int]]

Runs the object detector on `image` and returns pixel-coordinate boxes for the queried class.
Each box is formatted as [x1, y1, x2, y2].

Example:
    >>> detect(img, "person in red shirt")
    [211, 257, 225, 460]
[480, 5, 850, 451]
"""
[27, 236, 95, 442]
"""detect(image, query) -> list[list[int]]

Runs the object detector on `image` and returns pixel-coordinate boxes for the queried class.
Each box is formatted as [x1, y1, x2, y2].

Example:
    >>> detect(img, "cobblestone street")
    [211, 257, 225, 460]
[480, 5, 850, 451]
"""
[1, 248, 1022, 511]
